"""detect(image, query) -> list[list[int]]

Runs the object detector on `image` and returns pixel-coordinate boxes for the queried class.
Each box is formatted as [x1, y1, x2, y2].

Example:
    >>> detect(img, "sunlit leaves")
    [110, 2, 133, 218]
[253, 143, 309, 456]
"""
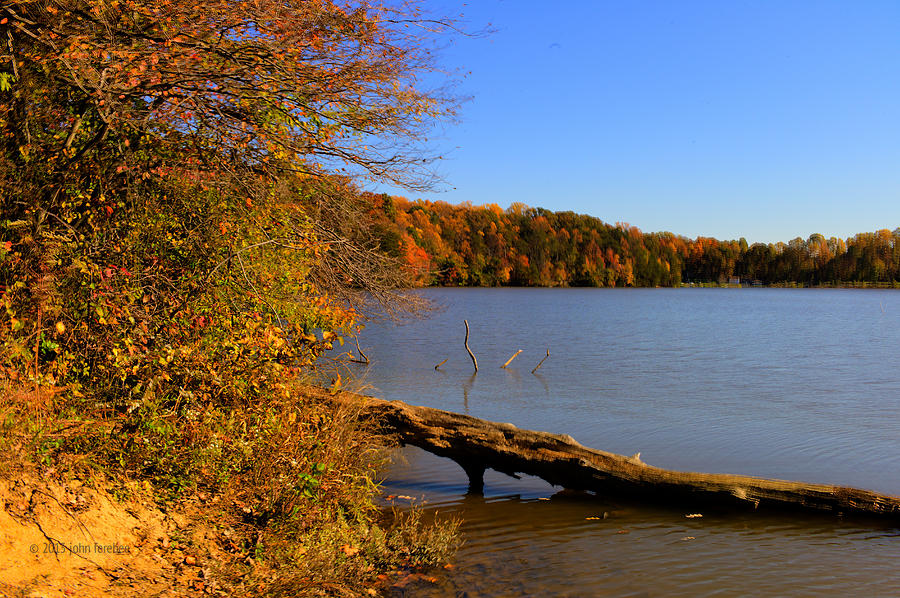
[1, 0, 457, 412]
[0, 73, 14, 92]
[9, 0, 453, 189]
[369, 198, 900, 288]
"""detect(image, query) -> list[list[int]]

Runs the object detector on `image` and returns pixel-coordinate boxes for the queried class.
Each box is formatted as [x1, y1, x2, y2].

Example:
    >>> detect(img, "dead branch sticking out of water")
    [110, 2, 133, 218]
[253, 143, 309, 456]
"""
[501, 350, 522, 369]
[434, 358, 448, 370]
[349, 336, 370, 364]
[464, 319, 478, 372]
[531, 349, 550, 374]
[349, 393, 900, 519]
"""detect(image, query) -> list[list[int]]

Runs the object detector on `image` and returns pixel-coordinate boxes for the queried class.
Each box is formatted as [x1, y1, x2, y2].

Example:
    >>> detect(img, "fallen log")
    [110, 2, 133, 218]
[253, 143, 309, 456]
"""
[352, 394, 900, 519]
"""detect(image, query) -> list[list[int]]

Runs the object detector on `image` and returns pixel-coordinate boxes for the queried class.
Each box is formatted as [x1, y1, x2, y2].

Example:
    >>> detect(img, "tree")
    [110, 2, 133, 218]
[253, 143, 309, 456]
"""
[1, 0, 459, 403]
[0, 5, 469, 590]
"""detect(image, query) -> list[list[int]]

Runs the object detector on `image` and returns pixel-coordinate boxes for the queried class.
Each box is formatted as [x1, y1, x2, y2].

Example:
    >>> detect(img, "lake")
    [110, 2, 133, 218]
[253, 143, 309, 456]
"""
[353, 288, 900, 597]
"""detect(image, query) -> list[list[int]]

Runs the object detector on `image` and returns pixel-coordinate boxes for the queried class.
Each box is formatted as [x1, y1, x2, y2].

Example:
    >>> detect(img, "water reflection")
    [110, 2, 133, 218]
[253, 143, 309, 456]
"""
[462, 372, 476, 414]
[502, 366, 523, 386]
[384, 446, 900, 598]
[532, 371, 550, 396]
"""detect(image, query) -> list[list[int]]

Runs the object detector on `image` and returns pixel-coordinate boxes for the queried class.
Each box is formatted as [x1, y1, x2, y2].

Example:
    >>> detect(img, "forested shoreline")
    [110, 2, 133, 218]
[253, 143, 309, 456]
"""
[365, 194, 900, 288]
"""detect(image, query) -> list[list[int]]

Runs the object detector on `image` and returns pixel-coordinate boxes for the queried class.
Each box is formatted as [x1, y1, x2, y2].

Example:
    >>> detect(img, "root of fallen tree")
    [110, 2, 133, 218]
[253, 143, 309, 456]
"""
[348, 393, 900, 519]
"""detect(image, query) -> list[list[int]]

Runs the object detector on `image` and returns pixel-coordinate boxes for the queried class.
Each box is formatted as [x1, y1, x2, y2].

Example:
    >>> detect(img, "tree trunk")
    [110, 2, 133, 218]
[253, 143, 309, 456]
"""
[350, 393, 900, 518]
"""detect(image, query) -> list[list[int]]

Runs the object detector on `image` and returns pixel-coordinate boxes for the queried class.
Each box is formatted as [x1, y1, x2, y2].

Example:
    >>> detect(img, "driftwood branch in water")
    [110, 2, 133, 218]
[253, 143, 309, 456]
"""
[501, 350, 522, 369]
[348, 336, 370, 364]
[434, 358, 448, 370]
[463, 319, 478, 372]
[531, 349, 550, 374]
[350, 394, 900, 519]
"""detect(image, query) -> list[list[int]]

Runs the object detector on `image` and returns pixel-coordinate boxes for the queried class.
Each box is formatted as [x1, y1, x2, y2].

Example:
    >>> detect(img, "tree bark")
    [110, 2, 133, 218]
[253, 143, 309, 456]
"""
[350, 394, 900, 518]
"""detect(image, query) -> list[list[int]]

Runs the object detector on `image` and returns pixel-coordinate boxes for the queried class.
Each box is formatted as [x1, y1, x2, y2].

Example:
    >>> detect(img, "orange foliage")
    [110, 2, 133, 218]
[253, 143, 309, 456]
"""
[361, 195, 900, 287]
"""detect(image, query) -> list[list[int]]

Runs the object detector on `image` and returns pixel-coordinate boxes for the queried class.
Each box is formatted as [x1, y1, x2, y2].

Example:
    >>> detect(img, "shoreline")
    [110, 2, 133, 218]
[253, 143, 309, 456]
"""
[0, 384, 459, 597]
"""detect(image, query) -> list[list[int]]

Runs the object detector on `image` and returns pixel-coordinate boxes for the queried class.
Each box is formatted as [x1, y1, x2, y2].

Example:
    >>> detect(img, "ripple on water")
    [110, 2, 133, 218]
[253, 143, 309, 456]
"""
[384, 445, 900, 598]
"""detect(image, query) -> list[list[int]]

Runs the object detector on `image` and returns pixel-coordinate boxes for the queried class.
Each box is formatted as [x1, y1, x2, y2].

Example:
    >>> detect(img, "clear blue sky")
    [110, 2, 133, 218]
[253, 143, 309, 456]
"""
[373, 0, 900, 245]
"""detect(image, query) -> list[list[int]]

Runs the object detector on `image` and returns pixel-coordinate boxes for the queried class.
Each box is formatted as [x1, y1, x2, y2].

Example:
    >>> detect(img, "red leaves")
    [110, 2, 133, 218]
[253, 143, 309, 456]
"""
[1, 0, 462, 413]
[14, 0, 458, 189]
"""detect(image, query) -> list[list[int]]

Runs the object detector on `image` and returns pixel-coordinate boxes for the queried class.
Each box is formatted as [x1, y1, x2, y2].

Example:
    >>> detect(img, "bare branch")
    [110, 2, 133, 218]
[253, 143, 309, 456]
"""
[464, 319, 477, 373]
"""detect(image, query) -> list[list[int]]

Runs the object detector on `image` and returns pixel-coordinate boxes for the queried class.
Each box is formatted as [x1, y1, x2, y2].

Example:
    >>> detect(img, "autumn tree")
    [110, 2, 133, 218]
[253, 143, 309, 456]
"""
[357, 194, 900, 290]
[0, 4, 471, 590]
[1, 0, 460, 411]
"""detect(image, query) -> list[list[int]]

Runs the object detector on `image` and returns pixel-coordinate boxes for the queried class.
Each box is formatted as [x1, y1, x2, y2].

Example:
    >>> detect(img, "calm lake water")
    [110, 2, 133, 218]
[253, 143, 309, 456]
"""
[354, 288, 900, 597]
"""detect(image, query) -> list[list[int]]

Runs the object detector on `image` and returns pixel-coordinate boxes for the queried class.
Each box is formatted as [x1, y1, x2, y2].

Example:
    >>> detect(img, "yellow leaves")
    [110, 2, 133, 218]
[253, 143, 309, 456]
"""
[156, 347, 175, 367]
[2, 0, 455, 423]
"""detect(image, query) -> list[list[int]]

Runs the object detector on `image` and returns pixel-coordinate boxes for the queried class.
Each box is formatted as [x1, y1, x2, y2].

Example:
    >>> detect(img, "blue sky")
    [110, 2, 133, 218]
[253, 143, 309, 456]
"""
[373, 0, 900, 245]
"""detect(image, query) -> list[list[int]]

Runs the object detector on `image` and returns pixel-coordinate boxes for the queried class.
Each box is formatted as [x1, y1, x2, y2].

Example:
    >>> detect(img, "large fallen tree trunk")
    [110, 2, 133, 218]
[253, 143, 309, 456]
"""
[349, 394, 900, 519]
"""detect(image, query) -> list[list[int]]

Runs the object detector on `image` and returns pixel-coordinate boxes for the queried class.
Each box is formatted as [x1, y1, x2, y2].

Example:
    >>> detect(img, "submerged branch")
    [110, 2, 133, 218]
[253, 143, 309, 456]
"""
[500, 350, 522, 369]
[531, 349, 550, 374]
[463, 319, 477, 373]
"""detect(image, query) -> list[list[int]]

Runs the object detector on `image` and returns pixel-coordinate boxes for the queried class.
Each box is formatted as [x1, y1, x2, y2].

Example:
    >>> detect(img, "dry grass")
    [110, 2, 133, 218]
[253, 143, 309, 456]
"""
[0, 382, 460, 597]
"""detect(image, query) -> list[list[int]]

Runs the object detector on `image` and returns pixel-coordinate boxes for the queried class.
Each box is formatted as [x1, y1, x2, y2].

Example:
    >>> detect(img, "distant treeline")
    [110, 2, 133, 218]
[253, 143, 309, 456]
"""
[364, 194, 900, 287]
